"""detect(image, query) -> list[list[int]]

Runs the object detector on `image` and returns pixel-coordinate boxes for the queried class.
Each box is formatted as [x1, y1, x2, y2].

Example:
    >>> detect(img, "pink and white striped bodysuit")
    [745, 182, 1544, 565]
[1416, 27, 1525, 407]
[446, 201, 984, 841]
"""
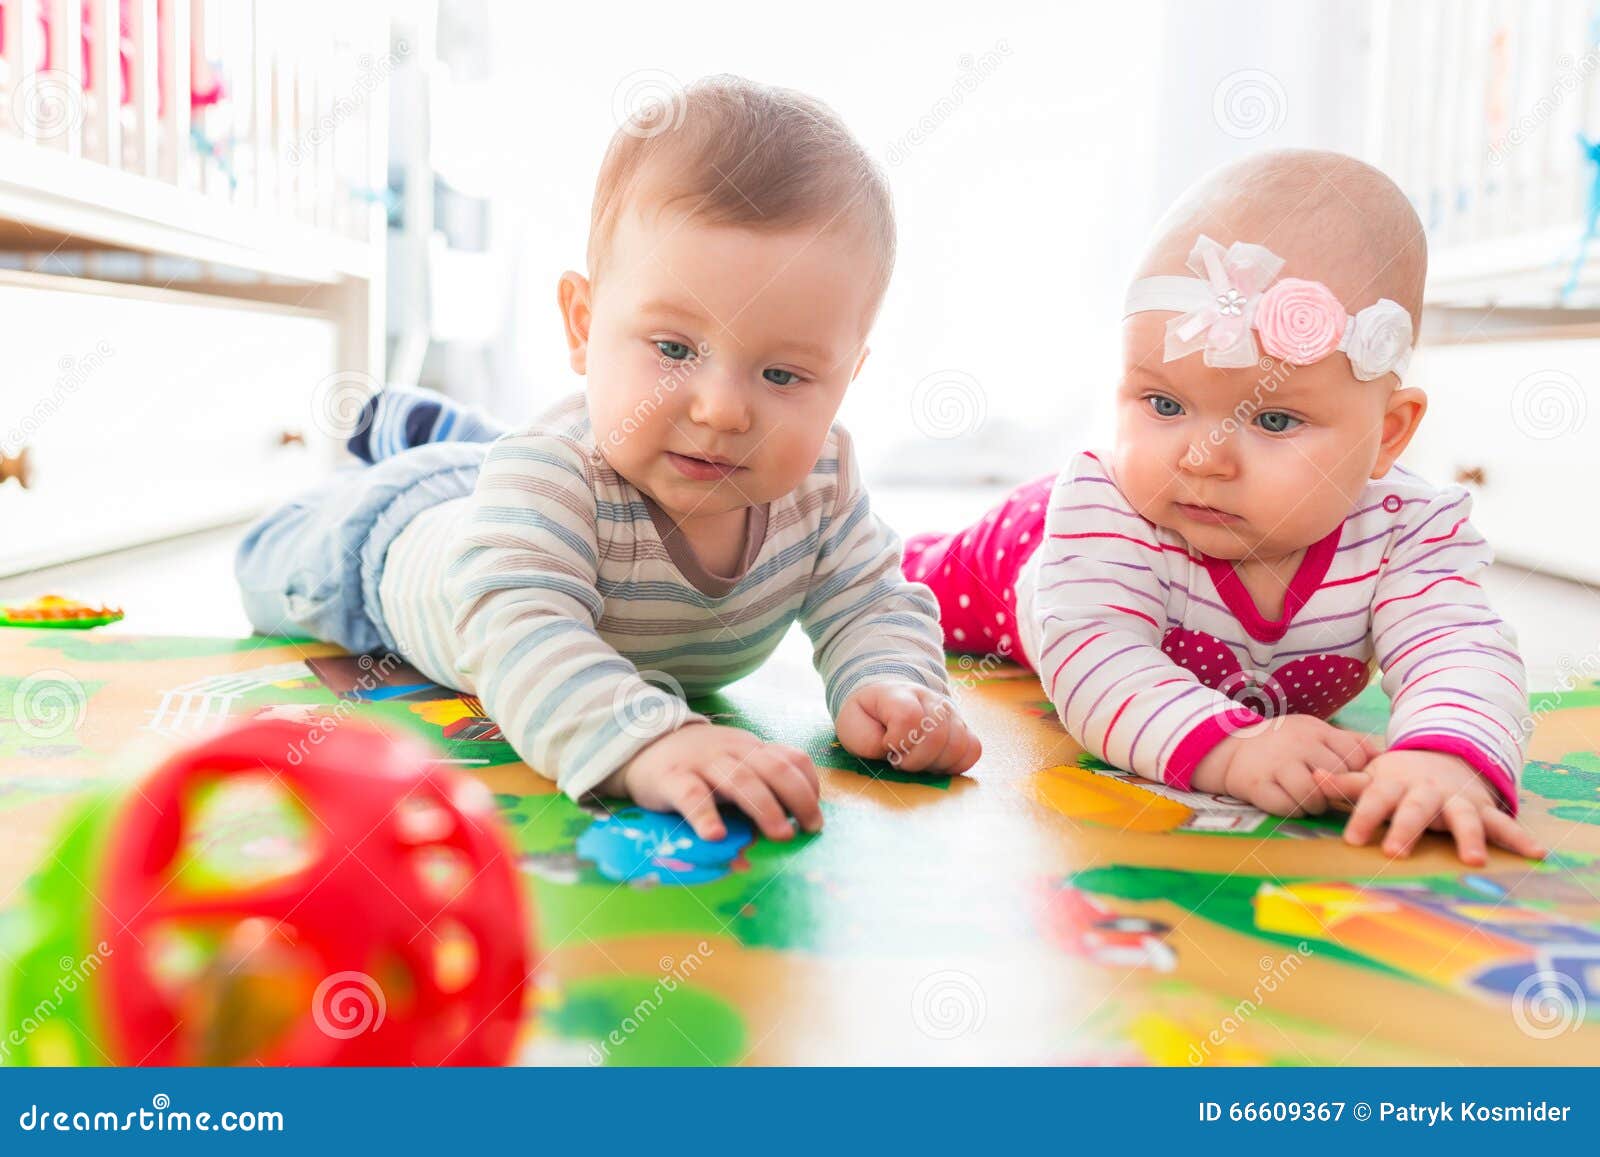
[902, 452, 1527, 812]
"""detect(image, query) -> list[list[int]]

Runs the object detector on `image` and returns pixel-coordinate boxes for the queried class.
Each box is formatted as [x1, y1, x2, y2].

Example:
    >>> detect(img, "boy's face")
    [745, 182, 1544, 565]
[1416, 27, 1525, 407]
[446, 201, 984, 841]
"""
[1111, 313, 1416, 563]
[561, 205, 878, 527]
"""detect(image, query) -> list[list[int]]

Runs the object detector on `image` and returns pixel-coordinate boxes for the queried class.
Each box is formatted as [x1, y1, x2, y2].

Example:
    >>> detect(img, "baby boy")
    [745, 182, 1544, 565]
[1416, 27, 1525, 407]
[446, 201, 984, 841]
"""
[237, 75, 980, 841]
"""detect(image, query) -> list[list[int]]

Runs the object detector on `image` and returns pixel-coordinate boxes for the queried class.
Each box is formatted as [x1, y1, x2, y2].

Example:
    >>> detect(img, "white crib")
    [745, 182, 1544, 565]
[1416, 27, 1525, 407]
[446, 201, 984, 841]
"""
[1368, 0, 1600, 584]
[1368, 0, 1600, 305]
[0, 0, 391, 575]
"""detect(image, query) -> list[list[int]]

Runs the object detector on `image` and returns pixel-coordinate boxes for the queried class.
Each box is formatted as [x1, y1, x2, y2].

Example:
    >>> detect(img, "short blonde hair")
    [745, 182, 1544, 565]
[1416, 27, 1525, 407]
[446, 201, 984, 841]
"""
[588, 74, 896, 303]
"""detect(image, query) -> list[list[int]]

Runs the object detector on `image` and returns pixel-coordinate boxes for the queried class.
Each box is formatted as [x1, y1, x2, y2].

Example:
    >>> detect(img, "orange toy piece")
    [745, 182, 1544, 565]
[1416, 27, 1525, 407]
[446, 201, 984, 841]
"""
[0, 594, 124, 629]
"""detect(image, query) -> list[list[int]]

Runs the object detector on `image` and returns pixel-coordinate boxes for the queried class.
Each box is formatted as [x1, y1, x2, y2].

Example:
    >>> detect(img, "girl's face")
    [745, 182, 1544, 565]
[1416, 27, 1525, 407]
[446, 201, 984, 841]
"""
[1111, 312, 1396, 563]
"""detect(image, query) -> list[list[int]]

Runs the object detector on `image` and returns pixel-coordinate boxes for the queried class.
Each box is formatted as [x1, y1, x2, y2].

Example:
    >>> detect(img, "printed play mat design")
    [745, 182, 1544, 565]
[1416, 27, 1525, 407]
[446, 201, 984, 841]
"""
[2, 628, 1600, 1064]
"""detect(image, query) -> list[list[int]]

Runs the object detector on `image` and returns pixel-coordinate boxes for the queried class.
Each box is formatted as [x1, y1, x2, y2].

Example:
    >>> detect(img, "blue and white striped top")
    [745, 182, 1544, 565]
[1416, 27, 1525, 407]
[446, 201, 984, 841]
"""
[379, 395, 949, 798]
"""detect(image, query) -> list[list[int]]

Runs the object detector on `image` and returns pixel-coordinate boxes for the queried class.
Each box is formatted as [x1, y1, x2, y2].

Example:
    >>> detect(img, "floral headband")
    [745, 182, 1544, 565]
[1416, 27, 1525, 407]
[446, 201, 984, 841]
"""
[1122, 234, 1414, 381]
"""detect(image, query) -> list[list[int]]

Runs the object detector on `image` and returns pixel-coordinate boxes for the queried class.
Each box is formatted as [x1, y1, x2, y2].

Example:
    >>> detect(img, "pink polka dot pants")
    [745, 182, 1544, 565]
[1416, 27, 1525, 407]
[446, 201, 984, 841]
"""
[901, 473, 1054, 668]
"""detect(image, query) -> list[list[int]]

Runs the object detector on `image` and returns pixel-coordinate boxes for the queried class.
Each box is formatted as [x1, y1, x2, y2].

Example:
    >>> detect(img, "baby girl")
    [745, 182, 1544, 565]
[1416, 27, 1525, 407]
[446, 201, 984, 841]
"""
[904, 149, 1544, 866]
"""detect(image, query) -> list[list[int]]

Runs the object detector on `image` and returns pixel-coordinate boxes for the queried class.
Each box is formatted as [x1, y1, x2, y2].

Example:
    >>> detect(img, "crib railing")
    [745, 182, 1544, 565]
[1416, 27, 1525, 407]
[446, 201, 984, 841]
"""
[0, 0, 390, 245]
[1367, 0, 1600, 305]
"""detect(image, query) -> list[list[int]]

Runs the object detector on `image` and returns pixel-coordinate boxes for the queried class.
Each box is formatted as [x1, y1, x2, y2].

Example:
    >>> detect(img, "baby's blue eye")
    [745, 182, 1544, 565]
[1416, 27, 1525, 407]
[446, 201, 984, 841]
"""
[1256, 411, 1301, 433]
[763, 368, 799, 387]
[656, 340, 695, 361]
[1148, 395, 1183, 417]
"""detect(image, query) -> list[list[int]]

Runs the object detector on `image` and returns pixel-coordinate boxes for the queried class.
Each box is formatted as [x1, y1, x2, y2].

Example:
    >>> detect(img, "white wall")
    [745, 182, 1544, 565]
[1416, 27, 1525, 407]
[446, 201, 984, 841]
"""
[423, 0, 1376, 481]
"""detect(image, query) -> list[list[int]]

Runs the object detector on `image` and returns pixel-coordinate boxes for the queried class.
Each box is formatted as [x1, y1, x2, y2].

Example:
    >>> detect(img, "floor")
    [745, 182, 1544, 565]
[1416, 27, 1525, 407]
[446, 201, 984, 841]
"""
[5, 490, 1600, 1065]
[4, 485, 1599, 691]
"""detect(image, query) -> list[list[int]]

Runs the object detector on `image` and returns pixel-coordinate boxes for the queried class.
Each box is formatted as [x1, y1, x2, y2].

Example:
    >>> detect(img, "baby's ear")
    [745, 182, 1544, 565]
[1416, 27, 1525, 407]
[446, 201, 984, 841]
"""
[557, 272, 594, 375]
[850, 345, 871, 381]
[1371, 385, 1427, 478]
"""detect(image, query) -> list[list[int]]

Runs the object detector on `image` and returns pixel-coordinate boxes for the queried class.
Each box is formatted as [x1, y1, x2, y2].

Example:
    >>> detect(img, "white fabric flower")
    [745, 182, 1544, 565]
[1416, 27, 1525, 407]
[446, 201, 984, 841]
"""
[1341, 298, 1414, 381]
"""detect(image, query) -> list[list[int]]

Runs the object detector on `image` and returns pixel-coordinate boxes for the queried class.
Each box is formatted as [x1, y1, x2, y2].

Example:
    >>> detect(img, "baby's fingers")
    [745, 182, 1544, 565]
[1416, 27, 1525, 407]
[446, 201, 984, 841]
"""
[1312, 768, 1371, 811]
[1484, 809, 1547, 861]
[893, 704, 955, 772]
[1343, 775, 1406, 846]
[944, 722, 983, 774]
[1321, 730, 1377, 773]
[714, 765, 793, 842]
[1382, 786, 1443, 858]
[1276, 764, 1327, 816]
[755, 749, 824, 834]
[880, 694, 934, 767]
[1442, 797, 1487, 866]
[666, 772, 726, 842]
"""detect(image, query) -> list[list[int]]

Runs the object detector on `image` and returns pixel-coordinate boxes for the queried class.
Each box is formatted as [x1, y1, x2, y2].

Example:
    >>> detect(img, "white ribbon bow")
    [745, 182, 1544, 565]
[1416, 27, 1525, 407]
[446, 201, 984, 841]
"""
[1163, 235, 1285, 369]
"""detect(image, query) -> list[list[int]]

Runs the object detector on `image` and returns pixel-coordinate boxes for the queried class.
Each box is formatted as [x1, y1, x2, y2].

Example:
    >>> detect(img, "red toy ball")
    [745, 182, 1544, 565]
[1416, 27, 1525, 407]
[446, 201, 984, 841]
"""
[95, 717, 530, 1066]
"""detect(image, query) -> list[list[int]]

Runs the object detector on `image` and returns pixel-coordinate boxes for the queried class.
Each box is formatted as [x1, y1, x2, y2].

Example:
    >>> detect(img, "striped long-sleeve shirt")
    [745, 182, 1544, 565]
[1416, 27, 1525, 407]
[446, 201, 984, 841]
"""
[378, 396, 949, 798]
[1015, 452, 1528, 811]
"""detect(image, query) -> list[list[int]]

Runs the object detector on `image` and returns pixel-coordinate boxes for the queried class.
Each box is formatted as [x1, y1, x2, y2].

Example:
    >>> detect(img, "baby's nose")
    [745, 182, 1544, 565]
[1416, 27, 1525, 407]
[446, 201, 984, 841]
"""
[689, 374, 752, 432]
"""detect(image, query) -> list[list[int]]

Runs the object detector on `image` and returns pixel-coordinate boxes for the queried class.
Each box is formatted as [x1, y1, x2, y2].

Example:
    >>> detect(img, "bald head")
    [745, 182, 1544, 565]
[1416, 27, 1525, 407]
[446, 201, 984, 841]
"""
[1135, 149, 1426, 321]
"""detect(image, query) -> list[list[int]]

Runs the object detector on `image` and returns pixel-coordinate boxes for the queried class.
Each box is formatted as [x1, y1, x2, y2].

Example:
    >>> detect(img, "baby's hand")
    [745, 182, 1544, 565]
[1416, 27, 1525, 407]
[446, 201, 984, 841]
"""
[604, 723, 823, 842]
[1315, 751, 1546, 865]
[1190, 715, 1378, 815]
[834, 682, 982, 774]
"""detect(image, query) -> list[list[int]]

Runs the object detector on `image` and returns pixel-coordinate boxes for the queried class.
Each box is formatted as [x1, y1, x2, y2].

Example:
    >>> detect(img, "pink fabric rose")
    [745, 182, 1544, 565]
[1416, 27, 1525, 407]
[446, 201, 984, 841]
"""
[1254, 278, 1347, 364]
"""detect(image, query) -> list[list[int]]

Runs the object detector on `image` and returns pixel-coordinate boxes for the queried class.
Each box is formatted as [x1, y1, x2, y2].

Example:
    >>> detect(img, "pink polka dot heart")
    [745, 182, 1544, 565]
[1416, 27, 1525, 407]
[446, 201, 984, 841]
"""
[1160, 627, 1369, 719]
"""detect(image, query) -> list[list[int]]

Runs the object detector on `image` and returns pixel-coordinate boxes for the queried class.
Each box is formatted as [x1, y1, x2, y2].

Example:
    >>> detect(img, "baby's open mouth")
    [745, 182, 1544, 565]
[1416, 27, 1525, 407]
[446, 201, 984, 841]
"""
[666, 450, 745, 481]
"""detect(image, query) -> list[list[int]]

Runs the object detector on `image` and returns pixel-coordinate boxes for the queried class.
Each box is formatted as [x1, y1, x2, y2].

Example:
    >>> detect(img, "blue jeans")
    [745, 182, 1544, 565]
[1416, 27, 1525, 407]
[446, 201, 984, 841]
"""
[234, 441, 489, 653]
